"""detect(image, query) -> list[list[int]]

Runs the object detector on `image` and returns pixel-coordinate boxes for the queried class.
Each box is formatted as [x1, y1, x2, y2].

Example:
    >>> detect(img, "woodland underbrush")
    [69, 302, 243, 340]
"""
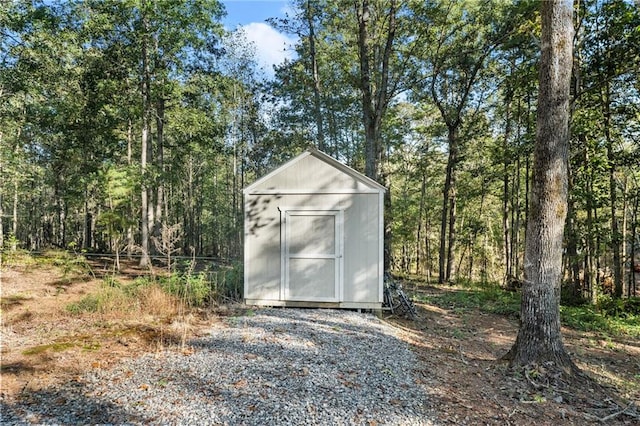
[66, 267, 243, 316]
[1, 249, 244, 342]
[405, 276, 640, 339]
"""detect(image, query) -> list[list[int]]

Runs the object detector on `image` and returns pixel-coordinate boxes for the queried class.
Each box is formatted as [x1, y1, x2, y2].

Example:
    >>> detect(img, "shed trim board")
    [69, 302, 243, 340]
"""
[378, 190, 384, 303]
[244, 300, 383, 309]
[243, 148, 385, 309]
[246, 188, 382, 195]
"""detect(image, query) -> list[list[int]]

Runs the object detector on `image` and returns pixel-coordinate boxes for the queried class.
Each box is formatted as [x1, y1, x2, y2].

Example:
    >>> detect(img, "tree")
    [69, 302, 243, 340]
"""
[503, 0, 577, 373]
[410, 0, 527, 283]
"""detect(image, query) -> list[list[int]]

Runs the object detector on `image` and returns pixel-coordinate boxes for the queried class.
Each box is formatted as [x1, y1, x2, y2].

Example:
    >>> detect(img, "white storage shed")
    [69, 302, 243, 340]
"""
[243, 148, 385, 309]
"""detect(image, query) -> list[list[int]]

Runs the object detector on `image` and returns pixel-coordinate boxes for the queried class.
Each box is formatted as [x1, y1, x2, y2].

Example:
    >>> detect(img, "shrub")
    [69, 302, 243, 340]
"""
[597, 296, 640, 318]
[66, 294, 101, 314]
[209, 262, 243, 303]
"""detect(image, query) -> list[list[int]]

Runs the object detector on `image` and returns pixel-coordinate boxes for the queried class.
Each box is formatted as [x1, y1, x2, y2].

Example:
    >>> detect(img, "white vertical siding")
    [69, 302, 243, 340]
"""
[244, 150, 384, 307]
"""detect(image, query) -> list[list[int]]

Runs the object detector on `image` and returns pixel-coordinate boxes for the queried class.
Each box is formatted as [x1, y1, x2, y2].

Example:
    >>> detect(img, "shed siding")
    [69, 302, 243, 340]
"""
[251, 154, 370, 192]
[343, 193, 380, 302]
[245, 192, 380, 303]
[244, 198, 280, 300]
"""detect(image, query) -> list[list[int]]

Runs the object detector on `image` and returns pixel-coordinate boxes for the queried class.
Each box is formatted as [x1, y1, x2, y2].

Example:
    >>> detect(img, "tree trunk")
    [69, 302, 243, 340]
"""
[12, 178, 19, 250]
[416, 169, 427, 274]
[155, 96, 165, 250]
[126, 119, 134, 259]
[502, 90, 513, 283]
[356, 0, 378, 180]
[621, 176, 627, 297]
[0, 185, 3, 249]
[630, 192, 638, 297]
[84, 197, 92, 250]
[354, 0, 397, 271]
[0, 130, 4, 249]
[139, 11, 152, 268]
[439, 125, 458, 283]
[305, 0, 325, 151]
[446, 180, 457, 282]
[604, 93, 622, 297]
[504, 0, 577, 374]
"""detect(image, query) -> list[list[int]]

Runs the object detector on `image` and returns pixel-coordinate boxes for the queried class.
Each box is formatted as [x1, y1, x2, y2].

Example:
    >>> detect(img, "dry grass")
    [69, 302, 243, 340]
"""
[138, 284, 180, 318]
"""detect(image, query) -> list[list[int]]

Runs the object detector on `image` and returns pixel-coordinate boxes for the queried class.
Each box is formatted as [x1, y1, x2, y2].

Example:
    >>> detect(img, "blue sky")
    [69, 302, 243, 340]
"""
[222, 0, 289, 27]
[221, 0, 297, 75]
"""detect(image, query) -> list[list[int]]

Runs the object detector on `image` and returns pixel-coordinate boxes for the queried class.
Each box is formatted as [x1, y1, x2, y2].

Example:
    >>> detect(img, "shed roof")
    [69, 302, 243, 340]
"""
[243, 148, 386, 194]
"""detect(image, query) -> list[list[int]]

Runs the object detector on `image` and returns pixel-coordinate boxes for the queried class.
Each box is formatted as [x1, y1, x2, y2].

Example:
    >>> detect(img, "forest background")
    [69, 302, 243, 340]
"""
[1, 0, 639, 307]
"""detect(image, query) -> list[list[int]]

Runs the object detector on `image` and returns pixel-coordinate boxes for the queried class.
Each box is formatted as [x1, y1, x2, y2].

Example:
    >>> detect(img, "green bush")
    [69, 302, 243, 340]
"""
[412, 277, 639, 338]
[37, 250, 93, 280]
[209, 262, 243, 302]
[66, 294, 101, 314]
[157, 272, 211, 307]
[596, 296, 640, 318]
[561, 304, 640, 337]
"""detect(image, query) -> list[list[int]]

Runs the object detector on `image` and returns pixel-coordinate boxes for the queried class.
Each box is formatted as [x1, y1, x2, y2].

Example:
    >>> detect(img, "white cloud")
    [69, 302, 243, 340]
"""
[240, 22, 296, 74]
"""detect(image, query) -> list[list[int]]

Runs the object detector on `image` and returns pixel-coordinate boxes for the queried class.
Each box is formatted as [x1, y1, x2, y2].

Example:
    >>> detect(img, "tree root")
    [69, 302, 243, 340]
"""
[594, 402, 638, 423]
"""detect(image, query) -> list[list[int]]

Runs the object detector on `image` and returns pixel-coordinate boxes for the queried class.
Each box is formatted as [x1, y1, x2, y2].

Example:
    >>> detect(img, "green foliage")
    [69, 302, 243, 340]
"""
[561, 304, 640, 338]
[42, 250, 93, 281]
[124, 263, 244, 308]
[158, 273, 210, 307]
[66, 294, 101, 314]
[416, 279, 640, 338]
[209, 262, 244, 302]
[22, 342, 76, 356]
[417, 280, 521, 317]
[596, 296, 640, 318]
[0, 247, 35, 269]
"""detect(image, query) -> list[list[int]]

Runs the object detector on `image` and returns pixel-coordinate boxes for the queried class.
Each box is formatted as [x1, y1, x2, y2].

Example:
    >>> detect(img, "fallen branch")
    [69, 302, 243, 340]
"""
[597, 402, 637, 423]
[458, 343, 468, 365]
[524, 368, 549, 390]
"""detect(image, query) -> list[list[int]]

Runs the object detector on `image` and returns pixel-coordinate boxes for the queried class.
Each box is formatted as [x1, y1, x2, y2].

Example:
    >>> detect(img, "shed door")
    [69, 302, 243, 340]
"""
[282, 209, 343, 302]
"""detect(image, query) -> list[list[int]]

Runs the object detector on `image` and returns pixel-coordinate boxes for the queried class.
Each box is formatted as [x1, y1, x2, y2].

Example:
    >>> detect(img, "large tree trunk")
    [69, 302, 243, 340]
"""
[354, 0, 397, 271]
[504, 0, 577, 374]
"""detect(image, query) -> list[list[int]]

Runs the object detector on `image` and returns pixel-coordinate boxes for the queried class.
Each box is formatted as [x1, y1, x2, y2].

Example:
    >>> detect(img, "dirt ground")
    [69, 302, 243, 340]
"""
[1, 259, 638, 425]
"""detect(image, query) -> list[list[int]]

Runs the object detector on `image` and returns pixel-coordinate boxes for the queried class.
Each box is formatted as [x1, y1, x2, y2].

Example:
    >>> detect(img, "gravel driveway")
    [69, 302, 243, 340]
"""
[2, 308, 436, 425]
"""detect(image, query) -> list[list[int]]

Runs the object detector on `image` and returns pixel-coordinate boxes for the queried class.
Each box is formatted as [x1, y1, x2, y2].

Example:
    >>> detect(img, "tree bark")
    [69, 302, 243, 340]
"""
[155, 96, 165, 249]
[305, 0, 325, 151]
[503, 92, 512, 282]
[604, 89, 623, 297]
[504, 0, 577, 373]
[354, 0, 397, 271]
[139, 8, 152, 268]
[439, 125, 458, 283]
[0, 129, 4, 249]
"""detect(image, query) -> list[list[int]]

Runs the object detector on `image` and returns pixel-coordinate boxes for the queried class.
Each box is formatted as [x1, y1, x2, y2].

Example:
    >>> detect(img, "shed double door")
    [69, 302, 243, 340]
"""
[282, 209, 343, 302]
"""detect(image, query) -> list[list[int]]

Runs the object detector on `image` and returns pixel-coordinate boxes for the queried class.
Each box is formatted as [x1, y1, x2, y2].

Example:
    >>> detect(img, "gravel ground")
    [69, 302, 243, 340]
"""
[1, 308, 436, 425]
